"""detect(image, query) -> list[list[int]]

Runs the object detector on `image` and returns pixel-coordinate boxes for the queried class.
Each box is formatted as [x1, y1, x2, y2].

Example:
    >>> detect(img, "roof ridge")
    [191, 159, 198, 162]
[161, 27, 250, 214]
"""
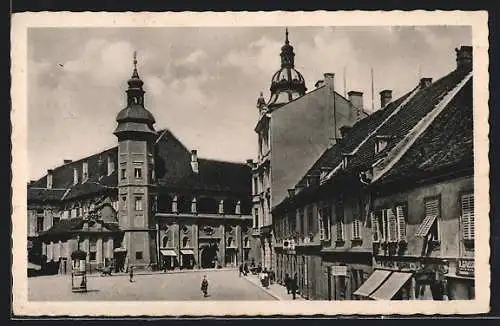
[371, 71, 473, 182]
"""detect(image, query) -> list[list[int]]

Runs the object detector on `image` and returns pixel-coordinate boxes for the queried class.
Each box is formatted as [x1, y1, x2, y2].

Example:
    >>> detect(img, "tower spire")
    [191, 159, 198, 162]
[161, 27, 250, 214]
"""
[285, 27, 289, 44]
[132, 50, 139, 78]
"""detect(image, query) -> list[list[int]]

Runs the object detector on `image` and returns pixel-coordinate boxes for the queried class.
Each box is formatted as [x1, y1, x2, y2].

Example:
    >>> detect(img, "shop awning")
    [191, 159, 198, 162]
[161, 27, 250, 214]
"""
[369, 272, 412, 300]
[160, 249, 177, 257]
[353, 269, 392, 297]
[114, 248, 127, 252]
[180, 249, 194, 255]
[28, 262, 41, 270]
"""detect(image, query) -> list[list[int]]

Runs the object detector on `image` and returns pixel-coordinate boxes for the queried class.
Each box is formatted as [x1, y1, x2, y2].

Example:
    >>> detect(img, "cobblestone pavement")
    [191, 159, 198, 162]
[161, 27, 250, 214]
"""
[28, 269, 278, 301]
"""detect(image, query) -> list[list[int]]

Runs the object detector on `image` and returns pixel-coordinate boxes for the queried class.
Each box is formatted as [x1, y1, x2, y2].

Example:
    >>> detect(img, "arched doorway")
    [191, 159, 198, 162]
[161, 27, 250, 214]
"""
[200, 244, 218, 268]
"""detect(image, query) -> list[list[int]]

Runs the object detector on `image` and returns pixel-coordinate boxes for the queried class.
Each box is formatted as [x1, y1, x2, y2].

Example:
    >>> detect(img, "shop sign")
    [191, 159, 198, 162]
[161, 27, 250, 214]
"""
[331, 265, 347, 276]
[457, 259, 474, 277]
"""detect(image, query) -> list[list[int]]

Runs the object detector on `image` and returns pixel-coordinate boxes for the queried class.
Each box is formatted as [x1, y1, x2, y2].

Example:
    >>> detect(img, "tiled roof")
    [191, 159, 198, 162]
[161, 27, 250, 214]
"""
[346, 68, 470, 173]
[376, 78, 473, 184]
[27, 188, 68, 202]
[29, 128, 252, 203]
[38, 218, 121, 237]
[294, 91, 413, 185]
[273, 67, 472, 212]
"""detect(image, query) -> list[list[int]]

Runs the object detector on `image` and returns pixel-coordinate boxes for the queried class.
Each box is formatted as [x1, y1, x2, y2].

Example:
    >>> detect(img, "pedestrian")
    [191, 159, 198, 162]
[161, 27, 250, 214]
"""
[284, 273, 291, 294]
[291, 273, 298, 300]
[201, 275, 209, 297]
[239, 263, 243, 277]
[129, 265, 134, 283]
[243, 262, 249, 276]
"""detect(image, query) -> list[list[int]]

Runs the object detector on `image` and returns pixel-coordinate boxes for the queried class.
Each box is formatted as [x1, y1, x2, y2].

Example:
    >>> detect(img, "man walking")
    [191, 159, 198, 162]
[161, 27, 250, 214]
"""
[284, 273, 291, 294]
[291, 273, 298, 300]
[129, 265, 134, 283]
[201, 275, 209, 297]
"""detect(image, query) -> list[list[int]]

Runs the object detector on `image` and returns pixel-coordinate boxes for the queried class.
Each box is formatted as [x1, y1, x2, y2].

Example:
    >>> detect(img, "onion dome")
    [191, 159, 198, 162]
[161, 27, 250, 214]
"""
[268, 28, 307, 108]
[114, 51, 156, 138]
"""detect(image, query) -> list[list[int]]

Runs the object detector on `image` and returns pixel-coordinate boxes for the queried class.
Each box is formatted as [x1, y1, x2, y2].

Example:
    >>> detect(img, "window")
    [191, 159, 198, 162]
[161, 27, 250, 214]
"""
[121, 196, 127, 210]
[120, 166, 126, 180]
[162, 235, 169, 248]
[426, 198, 440, 242]
[461, 193, 475, 243]
[36, 209, 44, 215]
[182, 237, 190, 248]
[307, 206, 315, 234]
[136, 251, 143, 260]
[253, 177, 258, 195]
[254, 208, 259, 228]
[318, 206, 331, 240]
[36, 216, 44, 233]
[395, 205, 407, 242]
[53, 216, 60, 226]
[135, 197, 143, 211]
[335, 201, 344, 242]
[89, 240, 97, 261]
[371, 212, 381, 242]
[352, 216, 361, 240]
[243, 237, 250, 248]
[134, 167, 142, 179]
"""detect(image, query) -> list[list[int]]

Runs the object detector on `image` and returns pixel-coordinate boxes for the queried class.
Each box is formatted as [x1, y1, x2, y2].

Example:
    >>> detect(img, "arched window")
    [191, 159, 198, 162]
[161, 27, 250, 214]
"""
[182, 237, 190, 248]
[244, 236, 249, 248]
[162, 235, 169, 248]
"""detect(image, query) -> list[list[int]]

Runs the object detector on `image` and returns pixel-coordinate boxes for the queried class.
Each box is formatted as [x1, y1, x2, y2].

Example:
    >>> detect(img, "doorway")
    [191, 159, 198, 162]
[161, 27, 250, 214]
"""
[200, 244, 218, 268]
[114, 251, 126, 273]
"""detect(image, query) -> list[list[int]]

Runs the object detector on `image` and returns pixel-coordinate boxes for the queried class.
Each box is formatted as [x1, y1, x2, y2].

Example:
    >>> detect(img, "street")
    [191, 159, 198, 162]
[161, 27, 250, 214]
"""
[28, 269, 277, 301]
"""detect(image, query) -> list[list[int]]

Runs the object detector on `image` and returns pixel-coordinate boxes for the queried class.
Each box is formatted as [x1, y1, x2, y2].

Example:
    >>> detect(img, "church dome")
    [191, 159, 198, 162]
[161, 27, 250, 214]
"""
[267, 28, 307, 108]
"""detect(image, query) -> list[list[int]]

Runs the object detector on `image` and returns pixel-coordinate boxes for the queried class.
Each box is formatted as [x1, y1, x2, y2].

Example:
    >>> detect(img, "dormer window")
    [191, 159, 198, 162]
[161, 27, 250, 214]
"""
[375, 135, 391, 155]
[342, 154, 352, 170]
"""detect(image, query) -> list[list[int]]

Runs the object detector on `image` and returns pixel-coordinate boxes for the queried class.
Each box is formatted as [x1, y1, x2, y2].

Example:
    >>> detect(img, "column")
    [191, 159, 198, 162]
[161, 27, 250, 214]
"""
[97, 238, 103, 265]
[107, 238, 112, 259]
[83, 238, 90, 263]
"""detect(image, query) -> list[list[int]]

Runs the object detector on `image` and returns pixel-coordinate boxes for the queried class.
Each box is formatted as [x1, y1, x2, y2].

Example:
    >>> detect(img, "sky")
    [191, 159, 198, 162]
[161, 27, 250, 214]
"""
[27, 26, 471, 181]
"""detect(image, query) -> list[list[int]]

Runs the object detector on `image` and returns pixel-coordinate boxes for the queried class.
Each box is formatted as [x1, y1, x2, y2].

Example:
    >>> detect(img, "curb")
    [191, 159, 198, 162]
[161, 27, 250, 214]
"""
[86, 267, 237, 278]
[240, 276, 282, 301]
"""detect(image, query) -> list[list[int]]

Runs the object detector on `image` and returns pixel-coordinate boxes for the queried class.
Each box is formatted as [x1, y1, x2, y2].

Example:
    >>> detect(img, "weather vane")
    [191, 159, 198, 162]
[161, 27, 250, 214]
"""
[133, 50, 138, 69]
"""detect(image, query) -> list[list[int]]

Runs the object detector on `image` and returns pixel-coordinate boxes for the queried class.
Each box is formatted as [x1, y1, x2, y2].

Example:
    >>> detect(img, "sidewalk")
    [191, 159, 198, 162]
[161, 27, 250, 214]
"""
[86, 267, 236, 278]
[242, 274, 304, 301]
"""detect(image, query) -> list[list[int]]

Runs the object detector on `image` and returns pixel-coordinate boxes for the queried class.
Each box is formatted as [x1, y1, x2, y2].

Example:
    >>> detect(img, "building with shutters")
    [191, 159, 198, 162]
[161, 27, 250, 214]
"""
[251, 28, 368, 271]
[28, 54, 256, 274]
[272, 45, 474, 300]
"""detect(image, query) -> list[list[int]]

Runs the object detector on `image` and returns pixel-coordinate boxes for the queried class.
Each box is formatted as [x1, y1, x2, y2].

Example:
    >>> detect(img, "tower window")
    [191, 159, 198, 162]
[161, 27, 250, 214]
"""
[135, 197, 143, 211]
[120, 168, 127, 180]
[134, 167, 142, 179]
[36, 216, 44, 233]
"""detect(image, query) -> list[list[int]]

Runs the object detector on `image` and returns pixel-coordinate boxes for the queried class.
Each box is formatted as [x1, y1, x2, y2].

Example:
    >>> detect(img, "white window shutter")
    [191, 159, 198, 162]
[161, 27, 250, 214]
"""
[352, 217, 360, 240]
[387, 209, 398, 242]
[461, 194, 474, 241]
[371, 212, 380, 242]
[396, 205, 406, 241]
[318, 209, 324, 240]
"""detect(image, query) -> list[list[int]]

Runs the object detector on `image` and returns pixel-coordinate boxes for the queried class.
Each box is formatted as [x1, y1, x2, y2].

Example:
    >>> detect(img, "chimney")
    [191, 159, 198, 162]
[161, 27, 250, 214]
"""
[419, 78, 433, 89]
[324, 73, 335, 92]
[339, 125, 352, 138]
[379, 89, 392, 108]
[73, 168, 79, 185]
[348, 91, 364, 112]
[46, 169, 53, 189]
[191, 150, 199, 174]
[456, 46, 472, 71]
[63, 159, 72, 165]
[107, 155, 115, 176]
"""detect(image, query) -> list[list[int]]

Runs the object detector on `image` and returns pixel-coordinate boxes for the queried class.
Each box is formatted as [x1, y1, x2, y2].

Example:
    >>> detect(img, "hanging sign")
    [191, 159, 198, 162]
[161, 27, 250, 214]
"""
[331, 265, 347, 276]
[457, 259, 474, 277]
